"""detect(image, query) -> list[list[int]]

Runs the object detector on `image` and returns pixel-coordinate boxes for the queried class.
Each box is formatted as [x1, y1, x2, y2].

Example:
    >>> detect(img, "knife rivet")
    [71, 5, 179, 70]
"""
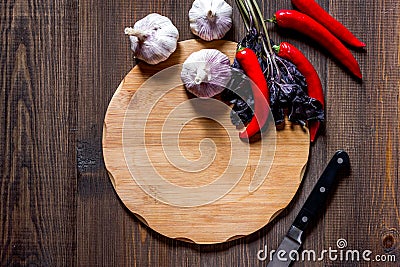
[320, 187, 326, 193]
[337, 158, 344, 164]
[302, 216, 308, 223]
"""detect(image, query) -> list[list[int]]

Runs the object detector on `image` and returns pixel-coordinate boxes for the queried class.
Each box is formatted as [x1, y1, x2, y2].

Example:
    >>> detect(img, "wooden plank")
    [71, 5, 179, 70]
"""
[76, 0, 134, 266]
[76, 0, 200, 266]
[0, 0, 78, 266]
[323, 0, 400, 266]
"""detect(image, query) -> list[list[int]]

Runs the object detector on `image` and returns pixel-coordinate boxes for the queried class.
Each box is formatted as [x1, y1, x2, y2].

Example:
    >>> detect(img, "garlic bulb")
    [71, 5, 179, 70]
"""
[181, 49, 231, 98]
[189, 0, 233, 41]
[125, 13, 179, 65]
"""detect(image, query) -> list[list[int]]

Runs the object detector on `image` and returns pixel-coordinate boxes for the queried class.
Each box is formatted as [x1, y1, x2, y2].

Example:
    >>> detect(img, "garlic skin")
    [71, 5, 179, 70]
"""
[189, 0, 233, 41]
[125, 13, 179, 65]
[181, 49, 231, 98]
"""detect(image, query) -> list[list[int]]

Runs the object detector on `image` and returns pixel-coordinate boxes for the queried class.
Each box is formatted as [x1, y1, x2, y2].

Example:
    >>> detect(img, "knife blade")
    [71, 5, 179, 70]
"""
[267, 150, 350, 267]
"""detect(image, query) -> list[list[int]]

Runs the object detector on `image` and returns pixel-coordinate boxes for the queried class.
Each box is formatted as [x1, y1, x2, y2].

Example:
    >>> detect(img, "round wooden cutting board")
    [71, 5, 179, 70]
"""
[103, 39, 310, 244]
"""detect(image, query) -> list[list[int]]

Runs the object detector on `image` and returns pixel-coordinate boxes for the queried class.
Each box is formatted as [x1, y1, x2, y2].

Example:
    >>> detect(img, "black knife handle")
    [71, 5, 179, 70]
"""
[292, 150, 350, 232]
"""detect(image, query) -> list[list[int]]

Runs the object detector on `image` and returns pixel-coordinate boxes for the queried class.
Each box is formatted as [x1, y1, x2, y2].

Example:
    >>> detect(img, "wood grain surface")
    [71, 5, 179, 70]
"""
[0, 0, 399, 266]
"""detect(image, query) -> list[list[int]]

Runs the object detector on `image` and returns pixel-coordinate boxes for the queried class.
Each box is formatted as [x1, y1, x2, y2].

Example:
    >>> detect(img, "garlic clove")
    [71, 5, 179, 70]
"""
[181, 49, 232, 98]
[189, 0, 233, 41]
[125, 13, 179, 65]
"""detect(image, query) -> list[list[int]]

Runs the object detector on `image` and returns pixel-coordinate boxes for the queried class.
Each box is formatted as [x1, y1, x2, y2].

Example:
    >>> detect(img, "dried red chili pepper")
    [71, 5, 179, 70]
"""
[274, 42, 324, 142]
[272, 10, 362, 79]
[291, 0, 365, 48]
[235, 48, 270, 140]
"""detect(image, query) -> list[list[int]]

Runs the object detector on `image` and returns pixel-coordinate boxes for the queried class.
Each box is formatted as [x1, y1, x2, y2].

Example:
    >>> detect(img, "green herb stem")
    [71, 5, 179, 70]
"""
[235, 0, 251, 32]
[250, 0, 273, 54]
[243, 0, 260, 33]
[246, 0, 280, 75]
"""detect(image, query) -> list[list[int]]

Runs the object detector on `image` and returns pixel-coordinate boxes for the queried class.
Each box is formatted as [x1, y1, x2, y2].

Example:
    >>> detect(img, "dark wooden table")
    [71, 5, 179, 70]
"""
[1, 0, 399, 266]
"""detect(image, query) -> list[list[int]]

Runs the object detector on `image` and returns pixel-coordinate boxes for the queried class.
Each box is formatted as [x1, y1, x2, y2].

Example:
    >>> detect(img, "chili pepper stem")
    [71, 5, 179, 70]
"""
[272, 45, 280, 53]
[266, 16, 277, 23]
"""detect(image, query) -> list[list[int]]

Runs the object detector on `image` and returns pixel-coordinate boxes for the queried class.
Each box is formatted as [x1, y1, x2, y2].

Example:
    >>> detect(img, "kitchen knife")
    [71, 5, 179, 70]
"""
[267, 150, 350, 267]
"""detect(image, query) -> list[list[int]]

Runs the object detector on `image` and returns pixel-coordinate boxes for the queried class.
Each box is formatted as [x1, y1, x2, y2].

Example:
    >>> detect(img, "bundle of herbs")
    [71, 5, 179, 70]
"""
[222, 0, 324, 140]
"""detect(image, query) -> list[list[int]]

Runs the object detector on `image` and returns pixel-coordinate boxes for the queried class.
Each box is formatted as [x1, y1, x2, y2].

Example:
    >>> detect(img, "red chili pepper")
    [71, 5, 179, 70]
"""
[235, 48, 270, 140]
[273, 10, 362, 79]
[275, 42, 324, 142]
[291, 0, 365, 48]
